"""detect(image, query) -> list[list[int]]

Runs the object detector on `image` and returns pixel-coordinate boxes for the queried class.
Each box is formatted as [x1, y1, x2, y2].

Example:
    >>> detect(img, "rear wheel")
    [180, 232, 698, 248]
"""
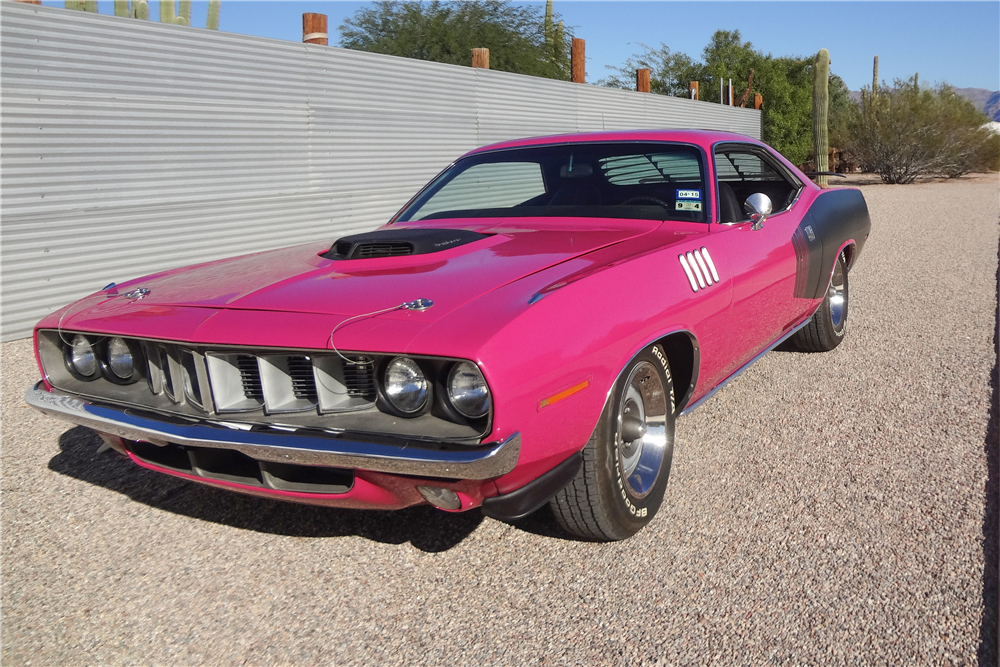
[549, 344, 675, 541]
[791, 253, 849, 352]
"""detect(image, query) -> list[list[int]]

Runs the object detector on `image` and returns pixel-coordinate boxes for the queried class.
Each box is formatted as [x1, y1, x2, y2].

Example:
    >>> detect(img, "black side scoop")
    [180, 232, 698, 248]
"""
[321, 228, 490, 260]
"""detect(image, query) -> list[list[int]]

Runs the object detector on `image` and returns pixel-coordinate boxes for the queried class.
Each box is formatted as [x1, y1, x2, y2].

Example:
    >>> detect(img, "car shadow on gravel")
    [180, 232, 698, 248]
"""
[979, 243, 1000, 666]
[980, 355, 998, 666]
[47, 426, 484, 553]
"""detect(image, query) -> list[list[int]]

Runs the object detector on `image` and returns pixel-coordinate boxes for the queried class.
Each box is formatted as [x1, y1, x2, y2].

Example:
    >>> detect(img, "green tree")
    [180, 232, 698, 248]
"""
[850, 76, 997, 183]
[599, 30, 853, 166]
[598, 43, 703, 97]
[339, 1, 572, 80]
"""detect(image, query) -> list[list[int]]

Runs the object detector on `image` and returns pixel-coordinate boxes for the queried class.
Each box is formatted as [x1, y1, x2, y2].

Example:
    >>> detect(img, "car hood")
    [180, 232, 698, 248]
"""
[96, 218, 663, 322]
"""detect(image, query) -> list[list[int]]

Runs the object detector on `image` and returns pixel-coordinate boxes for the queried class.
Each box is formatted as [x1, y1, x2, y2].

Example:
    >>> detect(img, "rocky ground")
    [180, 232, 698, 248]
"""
[2, 175, 997, 666]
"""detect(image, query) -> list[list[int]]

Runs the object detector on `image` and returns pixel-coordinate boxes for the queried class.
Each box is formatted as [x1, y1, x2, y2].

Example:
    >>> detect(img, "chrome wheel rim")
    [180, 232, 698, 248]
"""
[616, 361, 668, 499]
[828, 261, 846, 328]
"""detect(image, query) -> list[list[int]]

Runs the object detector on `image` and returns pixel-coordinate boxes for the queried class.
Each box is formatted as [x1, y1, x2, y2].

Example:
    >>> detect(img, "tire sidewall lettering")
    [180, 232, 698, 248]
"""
[608, 346, 673, 523]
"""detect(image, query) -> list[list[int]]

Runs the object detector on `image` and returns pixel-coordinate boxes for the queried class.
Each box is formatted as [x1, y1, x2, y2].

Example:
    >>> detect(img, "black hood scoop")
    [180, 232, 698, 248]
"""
[322, 228, 490, 260]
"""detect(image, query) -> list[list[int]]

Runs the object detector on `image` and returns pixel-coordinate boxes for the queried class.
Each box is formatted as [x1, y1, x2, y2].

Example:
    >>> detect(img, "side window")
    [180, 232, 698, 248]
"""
[715, 147, 801, 223]
[409, 162, 545, 220]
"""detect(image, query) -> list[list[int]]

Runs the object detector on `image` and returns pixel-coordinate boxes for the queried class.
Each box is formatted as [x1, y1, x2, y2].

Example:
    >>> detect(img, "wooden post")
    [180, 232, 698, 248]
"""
[754, 93, 763, 110]
[689, 81, 699, 100]
[636, 69, 650, 93]
[303, 13, 328, 46]
[471, 48, 490, 69]
[571, 38, 585, 84]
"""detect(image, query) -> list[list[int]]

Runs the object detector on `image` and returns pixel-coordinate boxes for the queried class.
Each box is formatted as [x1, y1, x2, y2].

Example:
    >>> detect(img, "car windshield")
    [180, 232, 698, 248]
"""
[395, 142, 708, 224]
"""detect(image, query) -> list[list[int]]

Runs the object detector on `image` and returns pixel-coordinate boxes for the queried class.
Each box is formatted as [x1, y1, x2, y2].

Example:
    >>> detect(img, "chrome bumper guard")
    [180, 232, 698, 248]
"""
[25, 383, 520, 480]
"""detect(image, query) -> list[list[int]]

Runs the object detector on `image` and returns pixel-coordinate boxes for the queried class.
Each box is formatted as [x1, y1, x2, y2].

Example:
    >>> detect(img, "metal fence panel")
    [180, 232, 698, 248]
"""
[1, 2, 761, 340]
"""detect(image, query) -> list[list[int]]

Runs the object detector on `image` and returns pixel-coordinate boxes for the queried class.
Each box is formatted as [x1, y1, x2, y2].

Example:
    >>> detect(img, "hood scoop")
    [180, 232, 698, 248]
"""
[322, 228, 490, 260]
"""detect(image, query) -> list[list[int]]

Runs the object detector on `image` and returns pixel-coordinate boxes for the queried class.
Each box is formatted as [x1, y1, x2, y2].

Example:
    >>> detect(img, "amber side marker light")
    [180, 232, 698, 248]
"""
[539, 378, 591, 410]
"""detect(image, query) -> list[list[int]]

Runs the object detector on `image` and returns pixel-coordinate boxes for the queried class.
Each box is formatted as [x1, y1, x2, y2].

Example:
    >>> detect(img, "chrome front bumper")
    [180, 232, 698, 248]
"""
[25, 383, 520, 480]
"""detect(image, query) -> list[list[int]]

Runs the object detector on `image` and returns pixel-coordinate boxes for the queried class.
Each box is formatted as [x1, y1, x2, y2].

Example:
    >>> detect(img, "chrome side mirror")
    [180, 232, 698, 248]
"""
[743, 193, 773, 231]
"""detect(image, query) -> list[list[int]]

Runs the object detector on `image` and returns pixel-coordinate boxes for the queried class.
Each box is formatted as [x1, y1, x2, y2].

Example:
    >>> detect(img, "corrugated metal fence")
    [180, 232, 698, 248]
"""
[1, 2, 761, 340]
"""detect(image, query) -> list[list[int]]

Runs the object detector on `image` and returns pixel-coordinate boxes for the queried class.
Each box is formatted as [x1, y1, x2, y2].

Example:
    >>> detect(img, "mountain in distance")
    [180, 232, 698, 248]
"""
[848, 86, 1000, 121]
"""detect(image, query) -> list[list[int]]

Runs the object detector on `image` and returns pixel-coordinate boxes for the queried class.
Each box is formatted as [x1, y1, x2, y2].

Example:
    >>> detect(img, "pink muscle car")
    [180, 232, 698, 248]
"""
[26, 130, 870, 540]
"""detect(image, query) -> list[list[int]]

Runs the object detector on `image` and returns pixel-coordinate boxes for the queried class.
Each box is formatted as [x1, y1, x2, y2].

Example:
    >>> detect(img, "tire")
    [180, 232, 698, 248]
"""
[790, 252, 849, 352]
[549, 344, 675, 541]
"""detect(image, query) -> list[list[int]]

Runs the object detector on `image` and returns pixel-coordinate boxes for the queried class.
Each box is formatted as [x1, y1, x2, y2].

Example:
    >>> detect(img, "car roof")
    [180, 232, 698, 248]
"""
[467, 129, 764, 156]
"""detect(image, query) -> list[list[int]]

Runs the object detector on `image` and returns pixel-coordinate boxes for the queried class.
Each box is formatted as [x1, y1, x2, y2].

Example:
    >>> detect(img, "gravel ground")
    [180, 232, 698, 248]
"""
[2, 176, 997, 666]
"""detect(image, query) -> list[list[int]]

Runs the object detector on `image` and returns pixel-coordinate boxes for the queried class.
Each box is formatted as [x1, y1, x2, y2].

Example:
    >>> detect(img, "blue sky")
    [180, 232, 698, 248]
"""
[49, 1, 1000, 91]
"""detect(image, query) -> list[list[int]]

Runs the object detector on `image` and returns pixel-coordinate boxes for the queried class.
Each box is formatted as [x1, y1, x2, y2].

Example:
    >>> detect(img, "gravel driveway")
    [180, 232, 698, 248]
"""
[2, 176, 997, 666]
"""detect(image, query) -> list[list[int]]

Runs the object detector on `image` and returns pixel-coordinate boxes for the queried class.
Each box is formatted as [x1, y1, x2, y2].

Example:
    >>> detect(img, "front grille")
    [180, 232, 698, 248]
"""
[288, 356, 318, 401]
[36, 329, 492, 442]
[343, 356, 376, 399]
[352, 242, 412, 259]
[236, 355, 263, 399]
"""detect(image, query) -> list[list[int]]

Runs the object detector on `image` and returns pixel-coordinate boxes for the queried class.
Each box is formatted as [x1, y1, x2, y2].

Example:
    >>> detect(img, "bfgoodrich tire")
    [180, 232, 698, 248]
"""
[791, 253, 849, 352]
[549, 344, 675, 541]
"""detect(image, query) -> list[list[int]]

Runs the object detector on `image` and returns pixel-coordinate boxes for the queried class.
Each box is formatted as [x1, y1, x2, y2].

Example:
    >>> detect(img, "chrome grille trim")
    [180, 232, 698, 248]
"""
[236, 355, 263, 399]
[35, 330, 490, 443]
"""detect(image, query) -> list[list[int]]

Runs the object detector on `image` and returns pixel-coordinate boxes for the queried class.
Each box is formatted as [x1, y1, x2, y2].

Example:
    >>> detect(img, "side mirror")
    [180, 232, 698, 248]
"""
[743, 193, 773, 231]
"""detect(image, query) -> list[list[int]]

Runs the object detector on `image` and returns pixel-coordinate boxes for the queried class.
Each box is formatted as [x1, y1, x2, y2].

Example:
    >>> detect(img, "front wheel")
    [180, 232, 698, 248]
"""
[549, 344, 675, 541]
[790, 253, 849, 352]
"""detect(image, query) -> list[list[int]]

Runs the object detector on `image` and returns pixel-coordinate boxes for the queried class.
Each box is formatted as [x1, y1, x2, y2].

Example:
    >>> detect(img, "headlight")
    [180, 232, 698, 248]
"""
[69, 335, 98, 378]
[447, 361, 490, 418]
[384, 357, 429, 414]
[106, 337, 134, 380]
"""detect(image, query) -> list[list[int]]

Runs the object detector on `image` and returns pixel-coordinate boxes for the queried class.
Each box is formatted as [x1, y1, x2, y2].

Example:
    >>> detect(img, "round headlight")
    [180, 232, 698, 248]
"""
[106, 337, 134, 380]
[384, 357, 429, 414]
[447, 361, 490, 418]
[69, 335, 98, 378]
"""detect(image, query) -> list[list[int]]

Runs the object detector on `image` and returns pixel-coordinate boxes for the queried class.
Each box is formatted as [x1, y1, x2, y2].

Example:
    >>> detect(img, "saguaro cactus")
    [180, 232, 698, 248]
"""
[871, 55, 879, 102]
[160, 1, 187, 25]
[813, 49, 830, 188]
[207, 0, 220, 30]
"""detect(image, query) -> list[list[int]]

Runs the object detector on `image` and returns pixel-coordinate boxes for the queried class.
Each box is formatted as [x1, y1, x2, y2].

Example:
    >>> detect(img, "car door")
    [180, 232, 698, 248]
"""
[708, 143, 812, 375]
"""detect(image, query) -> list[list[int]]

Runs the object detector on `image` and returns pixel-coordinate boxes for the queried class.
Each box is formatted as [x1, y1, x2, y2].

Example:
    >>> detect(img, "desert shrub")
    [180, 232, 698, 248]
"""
[850, 77, 996, 183]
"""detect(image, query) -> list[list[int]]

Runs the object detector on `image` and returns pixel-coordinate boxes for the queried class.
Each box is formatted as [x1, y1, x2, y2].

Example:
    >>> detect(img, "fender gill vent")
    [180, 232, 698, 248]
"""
[678, 247, 720, 293]
[322, 228, 490, 260]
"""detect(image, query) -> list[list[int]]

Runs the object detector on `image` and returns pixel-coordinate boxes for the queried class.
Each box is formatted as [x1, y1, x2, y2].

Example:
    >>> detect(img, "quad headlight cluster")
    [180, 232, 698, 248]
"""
[64, 334, 141, 384]
[54, 333, 492, 427]
[381, 356, 491, 421]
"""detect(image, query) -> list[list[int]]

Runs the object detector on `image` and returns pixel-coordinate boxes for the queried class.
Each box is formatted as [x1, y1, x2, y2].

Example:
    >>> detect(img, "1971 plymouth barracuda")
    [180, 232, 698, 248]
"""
[26, 130, 870, 540]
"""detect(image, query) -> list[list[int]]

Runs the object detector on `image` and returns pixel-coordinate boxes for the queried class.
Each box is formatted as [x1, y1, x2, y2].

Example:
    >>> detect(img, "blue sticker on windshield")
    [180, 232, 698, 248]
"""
[676, 189, 701, 200]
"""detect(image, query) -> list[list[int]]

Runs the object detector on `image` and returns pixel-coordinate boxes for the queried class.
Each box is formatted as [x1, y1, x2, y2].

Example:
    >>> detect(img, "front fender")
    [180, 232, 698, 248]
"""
[409, 233, 715, 494]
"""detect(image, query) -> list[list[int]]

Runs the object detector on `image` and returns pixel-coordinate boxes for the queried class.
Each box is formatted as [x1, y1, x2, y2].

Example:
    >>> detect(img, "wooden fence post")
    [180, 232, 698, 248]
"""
[571, 38, 585, 84]
[636, 69, 650, 93]
[754, 93, 763, 110]
[471, 48, 490, 69]
[302, 13, 328, 46]
[689, 81, 699, 100]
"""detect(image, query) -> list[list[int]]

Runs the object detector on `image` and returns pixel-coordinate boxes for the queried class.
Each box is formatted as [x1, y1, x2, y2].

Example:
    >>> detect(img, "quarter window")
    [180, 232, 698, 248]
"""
[714, 146, 801, 223]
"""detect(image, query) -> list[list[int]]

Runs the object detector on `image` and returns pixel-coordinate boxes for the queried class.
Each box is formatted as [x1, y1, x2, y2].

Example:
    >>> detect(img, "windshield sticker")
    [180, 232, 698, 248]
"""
[676, 189, 701, 200]
[676, 201, 702, 211]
